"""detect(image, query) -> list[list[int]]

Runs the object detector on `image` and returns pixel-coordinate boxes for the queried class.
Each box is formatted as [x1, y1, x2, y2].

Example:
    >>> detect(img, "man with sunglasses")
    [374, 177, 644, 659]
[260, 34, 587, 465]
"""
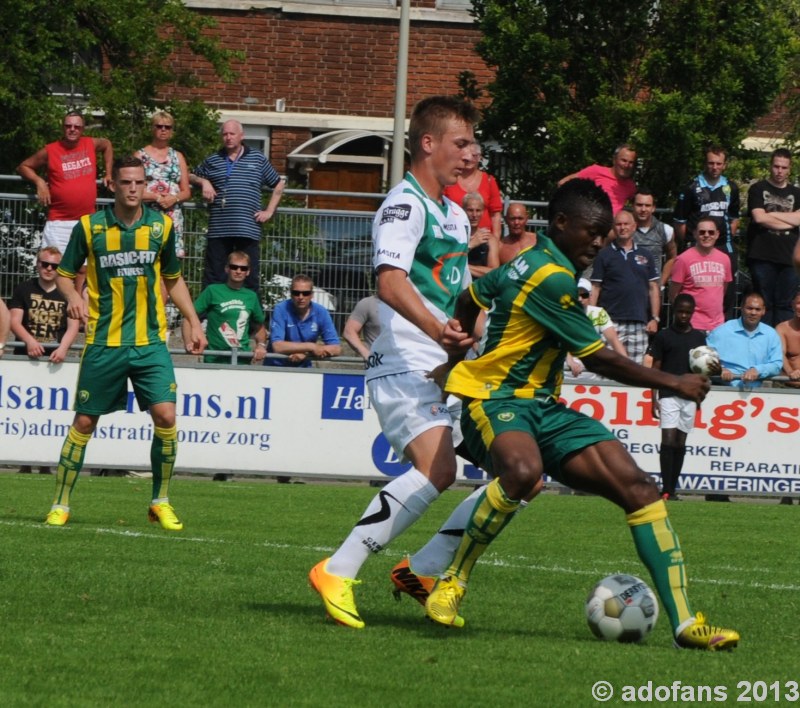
[264, 274, 340, 367]
[8, 246, 79, 364]
[185, 251, 266, 365]
[669, 218, 732, 333]
[17, 112, 113, 294]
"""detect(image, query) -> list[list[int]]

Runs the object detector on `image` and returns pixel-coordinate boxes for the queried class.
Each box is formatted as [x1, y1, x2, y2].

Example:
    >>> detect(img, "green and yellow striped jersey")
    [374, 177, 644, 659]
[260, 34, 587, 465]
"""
[58, 205, 180, 346]
[445, 234, 605, 401]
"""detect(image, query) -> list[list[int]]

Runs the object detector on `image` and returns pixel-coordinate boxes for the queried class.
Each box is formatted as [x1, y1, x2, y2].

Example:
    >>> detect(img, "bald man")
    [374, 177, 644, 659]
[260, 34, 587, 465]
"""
[499, 202, 538, 264]
[191, 120, 285, 291]
[590, 210, 660, 363]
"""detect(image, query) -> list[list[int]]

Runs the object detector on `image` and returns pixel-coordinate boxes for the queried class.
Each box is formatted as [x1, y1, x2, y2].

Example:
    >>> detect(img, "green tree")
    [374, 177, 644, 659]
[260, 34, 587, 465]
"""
[0, 0, 238, 176]
[472, 0, 797, 201]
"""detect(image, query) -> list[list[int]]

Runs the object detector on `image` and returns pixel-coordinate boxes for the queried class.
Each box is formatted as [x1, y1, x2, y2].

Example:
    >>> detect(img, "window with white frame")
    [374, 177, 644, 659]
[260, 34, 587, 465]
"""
[241, 125, 271, 157]
[436, 0, 471, 9]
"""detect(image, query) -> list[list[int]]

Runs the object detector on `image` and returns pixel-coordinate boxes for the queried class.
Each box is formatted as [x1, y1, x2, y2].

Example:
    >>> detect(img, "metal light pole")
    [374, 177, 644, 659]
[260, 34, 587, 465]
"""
[390, 0, 410, 187]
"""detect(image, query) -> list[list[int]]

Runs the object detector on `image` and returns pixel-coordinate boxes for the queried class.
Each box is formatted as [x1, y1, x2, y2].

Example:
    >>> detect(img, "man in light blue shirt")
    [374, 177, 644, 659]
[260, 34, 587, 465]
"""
[707, 292, 782, 387]
[265, 274, 341, 367]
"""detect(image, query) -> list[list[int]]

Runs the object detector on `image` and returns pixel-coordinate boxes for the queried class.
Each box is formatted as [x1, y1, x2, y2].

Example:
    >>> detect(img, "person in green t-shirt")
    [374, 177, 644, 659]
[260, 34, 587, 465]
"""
[185, 251, 266, 365]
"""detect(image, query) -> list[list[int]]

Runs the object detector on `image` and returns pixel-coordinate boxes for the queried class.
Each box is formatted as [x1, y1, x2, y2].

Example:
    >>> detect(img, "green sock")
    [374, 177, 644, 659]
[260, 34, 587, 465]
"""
[151, 425, 177, 501]
[628, 499, 693, 632]
[445, 478, 520, 583]
[52, 426, 92, 508]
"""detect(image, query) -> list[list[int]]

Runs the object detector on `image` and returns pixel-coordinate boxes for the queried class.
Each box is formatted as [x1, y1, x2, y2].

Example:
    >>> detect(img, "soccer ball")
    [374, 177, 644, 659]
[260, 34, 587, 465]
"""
[688, 345, 721, 376]
[586, 574, 659, 643]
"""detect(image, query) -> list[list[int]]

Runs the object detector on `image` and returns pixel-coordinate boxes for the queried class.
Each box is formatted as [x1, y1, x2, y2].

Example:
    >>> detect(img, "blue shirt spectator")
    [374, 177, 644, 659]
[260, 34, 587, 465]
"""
[707, 293, 782, 387]
[191, 120, 285, 291]
[265, 275, 341, 367]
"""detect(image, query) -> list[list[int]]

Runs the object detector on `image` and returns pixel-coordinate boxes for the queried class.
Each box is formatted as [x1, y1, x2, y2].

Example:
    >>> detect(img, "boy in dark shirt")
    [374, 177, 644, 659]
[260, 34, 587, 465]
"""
[648, 294, 717, 499]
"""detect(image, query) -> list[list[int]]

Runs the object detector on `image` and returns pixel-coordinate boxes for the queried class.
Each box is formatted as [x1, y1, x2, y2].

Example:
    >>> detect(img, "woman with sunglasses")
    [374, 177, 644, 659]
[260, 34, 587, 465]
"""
[137, 111, 191, 260]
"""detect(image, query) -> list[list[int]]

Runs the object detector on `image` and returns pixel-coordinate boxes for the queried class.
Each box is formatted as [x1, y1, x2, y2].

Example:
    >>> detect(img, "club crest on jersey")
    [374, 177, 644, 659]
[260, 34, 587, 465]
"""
[560, 293, 574, 309]
[379, 204, 411, 225]
[151, 222, 164, 240]
[78, 390, 90, 403]
[430, 404, 449, 416]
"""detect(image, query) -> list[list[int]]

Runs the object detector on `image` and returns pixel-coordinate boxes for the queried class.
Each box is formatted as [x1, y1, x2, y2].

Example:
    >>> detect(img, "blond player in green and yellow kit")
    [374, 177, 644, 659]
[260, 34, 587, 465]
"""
[423, 178, 739, 650]
[45, 156, 206, 530]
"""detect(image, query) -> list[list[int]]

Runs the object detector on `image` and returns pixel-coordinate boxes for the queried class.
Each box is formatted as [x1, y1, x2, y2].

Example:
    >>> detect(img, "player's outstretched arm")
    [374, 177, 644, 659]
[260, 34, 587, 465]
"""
[165, 277, 207, 354]
[56, 275, 87, 324]
[584, 347, 710, 404]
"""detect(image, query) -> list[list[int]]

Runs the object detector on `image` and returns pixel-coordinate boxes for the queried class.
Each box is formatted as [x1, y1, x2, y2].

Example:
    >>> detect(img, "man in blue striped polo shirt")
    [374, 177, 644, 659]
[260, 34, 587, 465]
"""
[191, 120, 285, 292]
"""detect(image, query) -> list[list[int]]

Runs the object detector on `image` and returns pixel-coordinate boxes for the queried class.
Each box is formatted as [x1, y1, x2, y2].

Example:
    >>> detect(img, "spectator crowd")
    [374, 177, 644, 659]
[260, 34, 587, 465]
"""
[3, 115, 800, 386]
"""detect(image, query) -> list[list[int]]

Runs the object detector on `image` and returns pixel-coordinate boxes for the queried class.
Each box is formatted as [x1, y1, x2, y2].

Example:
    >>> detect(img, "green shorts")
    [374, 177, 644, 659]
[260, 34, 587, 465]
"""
[74, 344, 177, 415]
[461, 396, 615, 479]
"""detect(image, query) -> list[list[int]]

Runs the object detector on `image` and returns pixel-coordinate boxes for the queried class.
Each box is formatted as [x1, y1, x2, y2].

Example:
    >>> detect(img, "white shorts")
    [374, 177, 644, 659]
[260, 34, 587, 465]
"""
[367, 371, 463, 463]
[658, 396, 697, 433]
[42, 220, 78, 254]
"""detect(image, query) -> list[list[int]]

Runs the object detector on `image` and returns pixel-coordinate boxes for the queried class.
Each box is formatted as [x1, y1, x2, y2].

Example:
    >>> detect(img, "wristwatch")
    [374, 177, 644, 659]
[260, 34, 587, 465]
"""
[650, 316, 660, 323]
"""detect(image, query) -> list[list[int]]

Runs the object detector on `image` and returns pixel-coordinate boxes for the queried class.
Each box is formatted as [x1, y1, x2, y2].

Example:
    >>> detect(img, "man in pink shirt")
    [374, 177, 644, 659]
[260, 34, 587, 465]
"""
[559, 144, 637, 213]
[668, 218, 732, 332]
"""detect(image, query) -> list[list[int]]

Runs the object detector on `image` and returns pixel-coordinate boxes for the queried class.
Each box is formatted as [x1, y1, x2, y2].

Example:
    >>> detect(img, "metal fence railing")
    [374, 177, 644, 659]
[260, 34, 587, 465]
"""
[0, 193, 381, 332]
[0, 179, 550, 332]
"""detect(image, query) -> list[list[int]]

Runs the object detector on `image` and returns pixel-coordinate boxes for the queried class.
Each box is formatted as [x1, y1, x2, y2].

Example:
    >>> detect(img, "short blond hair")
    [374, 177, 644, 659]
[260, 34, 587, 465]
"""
[38, 246, 62, 260]
[151, 110, 174, 127]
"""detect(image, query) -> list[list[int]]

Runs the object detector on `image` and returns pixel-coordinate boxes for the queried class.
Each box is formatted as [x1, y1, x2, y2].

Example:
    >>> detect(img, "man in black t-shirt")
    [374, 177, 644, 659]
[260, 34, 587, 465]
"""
[746, 148, 800, 326]
[648, 294, 714, 500]
[8, 246, 79, 362]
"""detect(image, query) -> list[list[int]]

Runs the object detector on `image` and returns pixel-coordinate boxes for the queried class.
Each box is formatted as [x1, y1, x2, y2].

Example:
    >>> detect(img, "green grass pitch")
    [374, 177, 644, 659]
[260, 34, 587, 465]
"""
[1, 474, 797, 707]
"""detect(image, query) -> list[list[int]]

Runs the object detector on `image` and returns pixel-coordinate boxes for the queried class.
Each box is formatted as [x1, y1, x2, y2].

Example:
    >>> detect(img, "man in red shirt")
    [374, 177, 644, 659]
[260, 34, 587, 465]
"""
[18, 111, 114, 292]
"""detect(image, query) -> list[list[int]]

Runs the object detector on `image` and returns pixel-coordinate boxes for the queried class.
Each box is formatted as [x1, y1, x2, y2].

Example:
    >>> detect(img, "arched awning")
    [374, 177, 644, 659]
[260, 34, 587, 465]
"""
[288, 129, 406, 165]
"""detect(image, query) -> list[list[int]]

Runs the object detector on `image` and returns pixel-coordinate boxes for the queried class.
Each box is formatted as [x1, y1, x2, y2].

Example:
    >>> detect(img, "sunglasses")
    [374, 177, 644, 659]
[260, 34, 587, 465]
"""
[697, 229, 717, 235]
[227, 264, 249, 272]
[578, 292, 590, 299]
[291, 290, 312, 297]
[154, 124, 174, 130]
[38, 261, 59, 269]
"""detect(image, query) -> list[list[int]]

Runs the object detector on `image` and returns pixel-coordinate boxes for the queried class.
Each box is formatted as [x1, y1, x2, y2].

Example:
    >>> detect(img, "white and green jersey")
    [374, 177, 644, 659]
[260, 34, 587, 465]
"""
[366, 173, 471, 381]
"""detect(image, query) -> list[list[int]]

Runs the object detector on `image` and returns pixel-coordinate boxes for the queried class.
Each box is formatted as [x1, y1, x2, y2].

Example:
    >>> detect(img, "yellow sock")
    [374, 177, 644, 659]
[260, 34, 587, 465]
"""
[151, 425, 177, 501]
[446, 478, 520, 583]
[52, 426, 92, 508]
[627, 499, 693, 631]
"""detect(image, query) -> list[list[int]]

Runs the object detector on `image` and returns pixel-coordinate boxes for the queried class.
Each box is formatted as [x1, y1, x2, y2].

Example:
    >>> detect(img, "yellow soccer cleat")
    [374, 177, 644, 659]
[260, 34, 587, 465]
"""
[390, 558, 465, 628]
[45, 508, 70, 526]
[309, 558, 365, 629]
[674, 612, 740, 651]
[425, 576, 467, 627]
[148, 502, 184, 531]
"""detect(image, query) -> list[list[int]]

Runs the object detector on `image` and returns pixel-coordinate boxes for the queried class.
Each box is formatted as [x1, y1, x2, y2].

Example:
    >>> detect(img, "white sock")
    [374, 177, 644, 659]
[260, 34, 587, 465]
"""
[409, 487, 484, 576]
[328, 469, 439, 578]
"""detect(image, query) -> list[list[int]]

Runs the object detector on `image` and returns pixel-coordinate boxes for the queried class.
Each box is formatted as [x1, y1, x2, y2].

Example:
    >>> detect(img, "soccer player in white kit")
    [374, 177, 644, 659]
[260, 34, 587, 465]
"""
[309, 96, 480, 628]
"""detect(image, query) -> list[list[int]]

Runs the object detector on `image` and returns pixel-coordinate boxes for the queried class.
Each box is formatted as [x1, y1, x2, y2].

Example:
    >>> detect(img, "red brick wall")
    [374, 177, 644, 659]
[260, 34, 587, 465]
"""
[167, 7, 493, 167]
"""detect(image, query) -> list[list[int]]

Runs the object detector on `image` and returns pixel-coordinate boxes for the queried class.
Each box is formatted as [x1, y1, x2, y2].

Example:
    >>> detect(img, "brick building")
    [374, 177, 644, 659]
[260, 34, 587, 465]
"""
[175, 1, 493, 208]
